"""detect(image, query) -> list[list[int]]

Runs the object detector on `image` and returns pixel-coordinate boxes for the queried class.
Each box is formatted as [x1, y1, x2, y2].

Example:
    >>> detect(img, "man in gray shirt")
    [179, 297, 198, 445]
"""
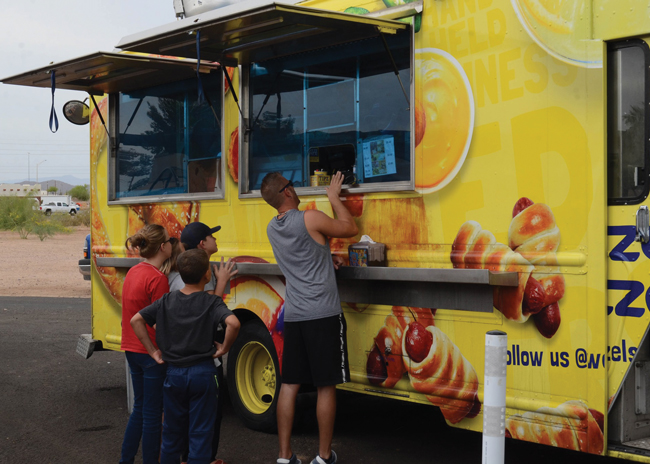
[261, 171, 358, 464]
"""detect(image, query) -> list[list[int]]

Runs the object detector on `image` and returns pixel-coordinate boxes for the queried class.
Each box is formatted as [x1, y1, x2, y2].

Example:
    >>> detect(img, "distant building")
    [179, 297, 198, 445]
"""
[0, 183, 45, 197]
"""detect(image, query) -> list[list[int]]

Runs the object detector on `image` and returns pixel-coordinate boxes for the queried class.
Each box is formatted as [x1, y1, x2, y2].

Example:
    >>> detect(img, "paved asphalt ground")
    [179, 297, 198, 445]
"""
[0, 297, 627, 464]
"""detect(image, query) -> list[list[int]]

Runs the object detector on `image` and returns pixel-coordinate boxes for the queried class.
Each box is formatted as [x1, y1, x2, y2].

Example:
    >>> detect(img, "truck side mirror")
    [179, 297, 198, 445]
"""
[62, 100, 90, 126]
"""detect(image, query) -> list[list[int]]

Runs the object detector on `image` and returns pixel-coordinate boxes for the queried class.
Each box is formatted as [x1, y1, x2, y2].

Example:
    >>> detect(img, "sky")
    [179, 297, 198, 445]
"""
[0, 0, 176, 184]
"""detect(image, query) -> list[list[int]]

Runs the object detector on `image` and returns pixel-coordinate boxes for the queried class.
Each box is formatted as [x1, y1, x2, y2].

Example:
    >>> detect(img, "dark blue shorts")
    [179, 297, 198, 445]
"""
[282, 313, 350, 387]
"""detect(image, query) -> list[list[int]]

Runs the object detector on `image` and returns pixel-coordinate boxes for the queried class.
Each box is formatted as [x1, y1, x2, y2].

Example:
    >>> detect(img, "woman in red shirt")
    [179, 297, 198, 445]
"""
[120, 224, 174, 464]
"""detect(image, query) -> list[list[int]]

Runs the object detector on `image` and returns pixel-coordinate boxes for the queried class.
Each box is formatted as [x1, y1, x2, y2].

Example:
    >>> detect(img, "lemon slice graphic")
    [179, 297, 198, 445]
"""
[511, 0, 602, 67]
[523, 0, 573, 34]
[414, 49, 474, 194]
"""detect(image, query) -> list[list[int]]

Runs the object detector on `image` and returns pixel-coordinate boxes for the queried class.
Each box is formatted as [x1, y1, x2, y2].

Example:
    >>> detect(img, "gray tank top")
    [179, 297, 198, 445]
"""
[267, 209, 342, 322]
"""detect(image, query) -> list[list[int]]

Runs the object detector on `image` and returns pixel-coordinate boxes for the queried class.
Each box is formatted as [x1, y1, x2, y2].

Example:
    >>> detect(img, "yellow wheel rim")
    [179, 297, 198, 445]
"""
[235, 341, 276, 414]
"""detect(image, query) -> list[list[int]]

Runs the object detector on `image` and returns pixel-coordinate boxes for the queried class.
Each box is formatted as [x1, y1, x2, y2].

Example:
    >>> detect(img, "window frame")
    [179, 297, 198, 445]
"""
[107, 71, 226, 205]
[238, 29, 415, 198]
[607, 38, 650, 206]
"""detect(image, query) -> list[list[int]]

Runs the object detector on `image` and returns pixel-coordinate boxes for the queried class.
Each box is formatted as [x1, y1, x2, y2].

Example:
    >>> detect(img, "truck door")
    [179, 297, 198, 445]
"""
[606, 38, 650, 448]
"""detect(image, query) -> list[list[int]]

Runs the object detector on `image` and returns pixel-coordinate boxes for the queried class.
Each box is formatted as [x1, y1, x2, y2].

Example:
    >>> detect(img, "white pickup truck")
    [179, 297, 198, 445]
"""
[40, 201, 79, 215]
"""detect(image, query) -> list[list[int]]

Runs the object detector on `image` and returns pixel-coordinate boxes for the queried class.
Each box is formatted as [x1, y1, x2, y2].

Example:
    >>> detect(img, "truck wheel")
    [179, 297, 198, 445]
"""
[69, 209, 76, 215]
[227, 321, 280, 432]
[45, 210, 51, 216]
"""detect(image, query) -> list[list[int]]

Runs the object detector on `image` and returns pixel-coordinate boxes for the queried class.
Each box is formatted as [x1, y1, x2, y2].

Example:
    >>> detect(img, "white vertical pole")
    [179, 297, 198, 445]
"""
[483, 330, 507, 464]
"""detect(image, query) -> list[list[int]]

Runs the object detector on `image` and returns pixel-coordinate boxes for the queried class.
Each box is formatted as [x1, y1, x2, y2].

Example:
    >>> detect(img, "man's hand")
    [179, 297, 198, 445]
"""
[213, 341, 228, 358]
[326, 171, 344, 202]
[332, 254, 345, 270]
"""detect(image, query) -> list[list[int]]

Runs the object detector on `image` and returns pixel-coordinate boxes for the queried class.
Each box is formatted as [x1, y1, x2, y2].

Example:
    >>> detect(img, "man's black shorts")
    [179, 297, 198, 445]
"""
[282, 313, 350, 387]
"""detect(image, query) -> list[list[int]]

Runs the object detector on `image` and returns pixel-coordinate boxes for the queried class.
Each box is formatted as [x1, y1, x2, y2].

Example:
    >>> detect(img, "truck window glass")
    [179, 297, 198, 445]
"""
[246, 33, 411, 191]
[113, 73, 223, 199]
[607, 41, 649, 204]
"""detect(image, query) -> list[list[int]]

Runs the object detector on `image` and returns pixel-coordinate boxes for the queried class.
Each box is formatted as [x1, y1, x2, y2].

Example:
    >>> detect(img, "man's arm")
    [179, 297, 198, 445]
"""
[130, 313, 164, 364]
[305, 171, 359, 243]
[213, 314, 241, 358]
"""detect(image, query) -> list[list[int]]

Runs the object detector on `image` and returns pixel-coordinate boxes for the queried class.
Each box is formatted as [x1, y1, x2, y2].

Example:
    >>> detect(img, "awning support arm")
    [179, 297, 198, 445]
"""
[222, 66, 248, 132]
[195, 31, 221, 127]
[89, 94, 109, 136]
[379, 32, 410, 109]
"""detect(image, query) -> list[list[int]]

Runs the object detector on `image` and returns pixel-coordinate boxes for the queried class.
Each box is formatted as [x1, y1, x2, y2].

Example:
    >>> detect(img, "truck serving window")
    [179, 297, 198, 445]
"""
[110, 73, 223, 201]
[608, 40, 650, 204]
[242, 32, 412, 194]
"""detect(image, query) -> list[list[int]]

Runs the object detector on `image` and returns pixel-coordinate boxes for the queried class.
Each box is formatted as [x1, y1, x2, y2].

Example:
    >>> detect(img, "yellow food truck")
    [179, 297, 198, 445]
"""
[5, 0, 650, 459]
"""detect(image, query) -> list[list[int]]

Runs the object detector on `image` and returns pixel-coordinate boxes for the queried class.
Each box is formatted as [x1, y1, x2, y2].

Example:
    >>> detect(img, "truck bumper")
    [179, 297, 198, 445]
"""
[76, 334, 101, 359]
[78, 259, 91, 280]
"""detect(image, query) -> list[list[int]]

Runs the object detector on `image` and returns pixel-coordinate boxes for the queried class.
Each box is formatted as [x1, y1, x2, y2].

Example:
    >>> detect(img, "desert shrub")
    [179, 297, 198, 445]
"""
[0, 196, 39, 239]
[50, 212, 79, 227]
[49, 209, 91, 227]
[77, 208, 91, 227]
[30, 216, 70, 241]
[69, 184, 90, 201]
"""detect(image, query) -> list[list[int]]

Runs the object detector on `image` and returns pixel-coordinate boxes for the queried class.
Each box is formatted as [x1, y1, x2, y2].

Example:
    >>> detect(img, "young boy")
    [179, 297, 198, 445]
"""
[175, 221, 238, 464]
[172, 221, 238, 296]
[131, 249, 240, 464]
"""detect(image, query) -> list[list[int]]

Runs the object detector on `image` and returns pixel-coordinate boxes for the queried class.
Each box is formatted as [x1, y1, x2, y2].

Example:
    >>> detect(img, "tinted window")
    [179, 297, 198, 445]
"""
[608, 42, 649, 203]
[246, 33, 411, 190]
[114, 74, 222, 199]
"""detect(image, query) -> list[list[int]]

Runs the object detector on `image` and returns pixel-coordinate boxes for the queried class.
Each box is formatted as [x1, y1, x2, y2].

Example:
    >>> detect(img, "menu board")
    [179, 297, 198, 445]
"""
[362, 136, 396, 178]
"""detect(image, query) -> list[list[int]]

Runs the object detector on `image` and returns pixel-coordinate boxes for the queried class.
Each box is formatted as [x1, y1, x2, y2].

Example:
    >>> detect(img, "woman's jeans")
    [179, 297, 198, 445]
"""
[120, 351, 167, 464]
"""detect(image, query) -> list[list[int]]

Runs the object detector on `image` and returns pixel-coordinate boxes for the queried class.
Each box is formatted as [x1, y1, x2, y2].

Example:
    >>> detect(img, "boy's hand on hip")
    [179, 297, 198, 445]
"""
[213, 342, 228, 358]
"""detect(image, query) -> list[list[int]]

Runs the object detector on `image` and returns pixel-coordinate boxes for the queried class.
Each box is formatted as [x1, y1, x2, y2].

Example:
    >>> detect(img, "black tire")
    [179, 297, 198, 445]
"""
[69, 209, 77, 215]
[44, 210, 51, 216]
[227, 321, 280, 432]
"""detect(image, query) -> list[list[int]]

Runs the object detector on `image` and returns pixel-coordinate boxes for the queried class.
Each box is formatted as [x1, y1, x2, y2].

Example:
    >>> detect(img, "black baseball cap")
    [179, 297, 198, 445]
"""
[180, 222, 221, 250]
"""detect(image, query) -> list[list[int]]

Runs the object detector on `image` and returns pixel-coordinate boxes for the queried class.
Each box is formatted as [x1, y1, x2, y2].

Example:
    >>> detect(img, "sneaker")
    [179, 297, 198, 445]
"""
[277, 453, 301, 464]
[310, 450, 337, 464]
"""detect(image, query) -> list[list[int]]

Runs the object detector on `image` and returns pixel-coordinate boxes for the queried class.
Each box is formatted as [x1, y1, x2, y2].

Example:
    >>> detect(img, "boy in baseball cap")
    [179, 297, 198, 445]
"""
[168, 222, 237, 296]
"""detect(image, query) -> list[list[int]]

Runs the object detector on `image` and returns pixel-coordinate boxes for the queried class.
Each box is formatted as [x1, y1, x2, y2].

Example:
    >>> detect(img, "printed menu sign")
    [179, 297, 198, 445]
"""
[362, 136, 396, 178]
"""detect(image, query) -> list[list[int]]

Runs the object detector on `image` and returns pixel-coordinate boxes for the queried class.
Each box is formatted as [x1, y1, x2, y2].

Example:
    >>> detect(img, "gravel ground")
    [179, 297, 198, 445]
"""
[0, 227, 90, 298]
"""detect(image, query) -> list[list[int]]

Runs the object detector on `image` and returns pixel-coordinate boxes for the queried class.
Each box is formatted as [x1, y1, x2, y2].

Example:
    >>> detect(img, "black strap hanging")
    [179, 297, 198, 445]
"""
[49, 71, 59, 133]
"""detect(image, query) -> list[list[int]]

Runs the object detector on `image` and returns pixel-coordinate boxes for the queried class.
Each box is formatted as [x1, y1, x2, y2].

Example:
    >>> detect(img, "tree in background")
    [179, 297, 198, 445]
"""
[47, 186, 59, 194]
[69, 184, 90, 201]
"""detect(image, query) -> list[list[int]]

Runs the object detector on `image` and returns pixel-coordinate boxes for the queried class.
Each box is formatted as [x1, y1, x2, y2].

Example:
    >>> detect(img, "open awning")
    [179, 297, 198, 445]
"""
[1, 52, 220, 94]
[116, 1, 409, 66]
